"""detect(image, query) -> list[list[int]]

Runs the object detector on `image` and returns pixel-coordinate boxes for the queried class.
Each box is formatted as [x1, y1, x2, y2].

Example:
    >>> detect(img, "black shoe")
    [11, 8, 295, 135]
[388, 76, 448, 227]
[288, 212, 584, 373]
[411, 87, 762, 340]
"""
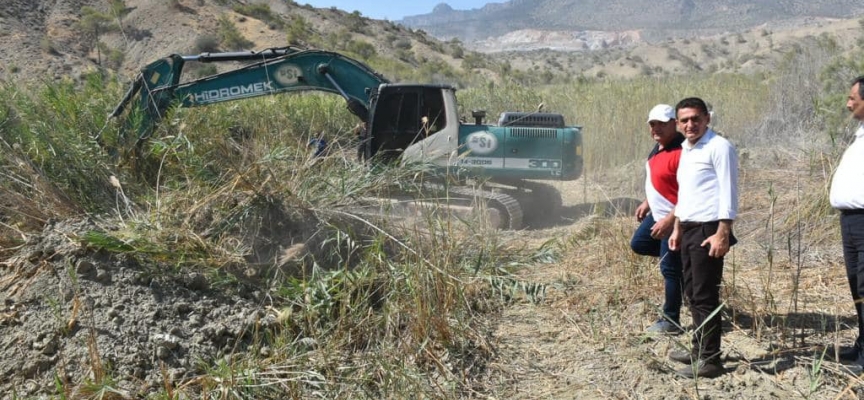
[837, 346, 861, 362]
[675, 359, 725, 378]
[669, 350, 694, 365]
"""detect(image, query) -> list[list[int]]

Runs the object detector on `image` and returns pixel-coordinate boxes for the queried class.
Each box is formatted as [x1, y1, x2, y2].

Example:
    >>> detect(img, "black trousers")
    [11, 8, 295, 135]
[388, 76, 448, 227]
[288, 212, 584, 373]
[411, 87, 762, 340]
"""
[841, 212, 864, 349]
[680, 221, 725, 360]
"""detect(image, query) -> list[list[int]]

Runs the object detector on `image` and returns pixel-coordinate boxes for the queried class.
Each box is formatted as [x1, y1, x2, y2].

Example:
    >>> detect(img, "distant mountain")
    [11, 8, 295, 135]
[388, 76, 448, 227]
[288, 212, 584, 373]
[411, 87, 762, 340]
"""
[400, 0, 864, 42]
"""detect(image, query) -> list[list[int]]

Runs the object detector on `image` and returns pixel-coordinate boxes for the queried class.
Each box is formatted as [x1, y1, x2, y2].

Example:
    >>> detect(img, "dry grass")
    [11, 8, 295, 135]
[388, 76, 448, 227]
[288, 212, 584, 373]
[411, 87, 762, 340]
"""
[481, 150, 861, 398]
[2, 21, 864, 397]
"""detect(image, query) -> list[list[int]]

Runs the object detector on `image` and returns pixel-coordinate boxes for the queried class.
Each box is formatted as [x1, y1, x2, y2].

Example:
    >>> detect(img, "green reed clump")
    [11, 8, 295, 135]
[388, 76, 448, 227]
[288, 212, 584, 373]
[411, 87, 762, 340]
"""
[0, 70, 541, 398]
[456, 73, 770, 172]
[0, 73, 130, 234]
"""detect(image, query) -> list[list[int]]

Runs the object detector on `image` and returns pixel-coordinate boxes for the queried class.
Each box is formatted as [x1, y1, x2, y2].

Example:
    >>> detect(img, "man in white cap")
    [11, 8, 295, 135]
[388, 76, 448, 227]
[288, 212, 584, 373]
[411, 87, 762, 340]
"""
[630, 104, 685, 334]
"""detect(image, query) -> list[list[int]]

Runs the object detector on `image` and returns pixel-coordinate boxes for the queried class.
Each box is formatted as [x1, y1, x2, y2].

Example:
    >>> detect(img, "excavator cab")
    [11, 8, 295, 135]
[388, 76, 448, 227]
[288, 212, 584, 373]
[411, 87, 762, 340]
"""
[363, 84, 448, 163]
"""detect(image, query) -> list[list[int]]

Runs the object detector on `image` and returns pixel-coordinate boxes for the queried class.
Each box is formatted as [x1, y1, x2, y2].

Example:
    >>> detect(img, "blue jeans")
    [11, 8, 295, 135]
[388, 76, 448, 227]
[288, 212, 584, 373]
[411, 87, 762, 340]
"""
[630, 213, 683, 323]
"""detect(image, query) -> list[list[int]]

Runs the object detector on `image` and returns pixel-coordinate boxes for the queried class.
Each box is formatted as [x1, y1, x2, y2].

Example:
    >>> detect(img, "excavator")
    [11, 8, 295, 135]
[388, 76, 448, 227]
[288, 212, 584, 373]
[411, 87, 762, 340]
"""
[110, 47, 584, 229]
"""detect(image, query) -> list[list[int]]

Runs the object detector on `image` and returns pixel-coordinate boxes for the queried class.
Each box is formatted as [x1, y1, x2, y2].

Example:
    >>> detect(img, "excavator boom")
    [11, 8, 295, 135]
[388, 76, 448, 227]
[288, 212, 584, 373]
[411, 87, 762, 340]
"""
[112, 47, 388, 136]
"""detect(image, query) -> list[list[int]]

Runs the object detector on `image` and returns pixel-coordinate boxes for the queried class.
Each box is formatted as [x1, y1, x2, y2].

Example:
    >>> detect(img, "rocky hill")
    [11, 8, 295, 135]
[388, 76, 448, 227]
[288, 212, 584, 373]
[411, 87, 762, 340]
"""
[1, 0, 863, 87]
[401, 0, 864, 43]
[0, 0, 477, 85]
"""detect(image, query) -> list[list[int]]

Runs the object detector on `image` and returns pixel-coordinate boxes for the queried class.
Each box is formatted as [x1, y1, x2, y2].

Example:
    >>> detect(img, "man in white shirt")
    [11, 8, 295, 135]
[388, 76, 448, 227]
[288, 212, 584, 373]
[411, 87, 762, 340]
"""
[829, 75, 864, 373]
[668, 97, 739, 379]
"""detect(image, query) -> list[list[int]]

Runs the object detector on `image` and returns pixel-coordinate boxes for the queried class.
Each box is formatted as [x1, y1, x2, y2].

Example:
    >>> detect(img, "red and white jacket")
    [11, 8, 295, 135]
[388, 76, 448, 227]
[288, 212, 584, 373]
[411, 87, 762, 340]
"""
[645, 133, 685, 220]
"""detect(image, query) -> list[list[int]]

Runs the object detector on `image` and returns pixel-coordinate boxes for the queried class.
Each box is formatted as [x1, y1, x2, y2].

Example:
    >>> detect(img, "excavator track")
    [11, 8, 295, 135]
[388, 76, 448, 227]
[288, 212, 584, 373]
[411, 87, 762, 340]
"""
[445, 185, 524, 230]
[357, 183, 524, 230]
[509, 180, 563, 228]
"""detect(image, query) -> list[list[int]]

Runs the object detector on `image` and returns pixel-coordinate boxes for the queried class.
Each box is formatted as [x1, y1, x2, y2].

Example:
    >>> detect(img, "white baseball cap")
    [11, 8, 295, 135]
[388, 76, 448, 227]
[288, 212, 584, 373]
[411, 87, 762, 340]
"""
[647, 104, 675, 123]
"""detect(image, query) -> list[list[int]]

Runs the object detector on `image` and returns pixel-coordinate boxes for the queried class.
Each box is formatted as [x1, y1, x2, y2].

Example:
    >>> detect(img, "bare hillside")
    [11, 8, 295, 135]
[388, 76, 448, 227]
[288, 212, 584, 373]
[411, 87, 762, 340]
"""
[401, 0, 864, 41]
[1, 0, 863, 86]
[496, 17, 864, 79]
[0, 0, 471, 84]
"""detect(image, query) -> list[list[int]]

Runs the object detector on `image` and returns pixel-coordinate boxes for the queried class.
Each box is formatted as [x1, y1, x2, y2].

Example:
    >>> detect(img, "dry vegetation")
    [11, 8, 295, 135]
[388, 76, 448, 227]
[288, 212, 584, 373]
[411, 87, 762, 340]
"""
[493, 17, 864, 81]
[3, 1, 864, 399]
[0, 0, 508, 88]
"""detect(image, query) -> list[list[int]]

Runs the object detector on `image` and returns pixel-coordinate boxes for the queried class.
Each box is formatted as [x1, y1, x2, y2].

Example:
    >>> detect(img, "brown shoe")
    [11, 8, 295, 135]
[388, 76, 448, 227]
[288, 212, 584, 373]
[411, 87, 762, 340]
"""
[675, 359, 724, 378]
[668, 350, 694, 365]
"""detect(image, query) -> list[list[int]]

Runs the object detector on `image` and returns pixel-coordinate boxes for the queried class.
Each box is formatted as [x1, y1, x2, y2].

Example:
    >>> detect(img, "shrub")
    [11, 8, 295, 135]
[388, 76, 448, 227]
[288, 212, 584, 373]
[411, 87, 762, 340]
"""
[39, 36, 57, 55]
[217, 15, 253, 51]
[345, 40, 376, 60]
[194, 34, 220, 53]
[232, 3, 284, 29]
[107, 47, 125, 69]
[77, 6, 118, 38]
[461, 53, 486, 70]
[395, 48, 416, 64]
[392, 39, 412, 50]
[286, 16, 311, 45]
[346, 10, 366, 34]
[450, 44, 464, 59]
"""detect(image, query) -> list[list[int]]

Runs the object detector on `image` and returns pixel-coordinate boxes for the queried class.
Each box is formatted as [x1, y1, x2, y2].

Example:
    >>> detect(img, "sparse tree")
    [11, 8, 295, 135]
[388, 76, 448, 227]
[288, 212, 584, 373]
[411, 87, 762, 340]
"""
[77, 6, 119, 64]
[109, 0, 126, 17]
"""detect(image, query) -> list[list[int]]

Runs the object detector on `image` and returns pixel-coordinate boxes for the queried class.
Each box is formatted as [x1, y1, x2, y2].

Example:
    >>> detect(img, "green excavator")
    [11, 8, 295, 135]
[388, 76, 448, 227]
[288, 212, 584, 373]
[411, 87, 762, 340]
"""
[111, 47, 584, 229]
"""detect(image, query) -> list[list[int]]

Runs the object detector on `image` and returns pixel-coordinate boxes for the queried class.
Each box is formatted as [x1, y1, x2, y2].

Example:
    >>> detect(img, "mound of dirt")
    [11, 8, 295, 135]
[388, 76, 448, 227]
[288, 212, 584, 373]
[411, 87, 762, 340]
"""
[0, 218, 273, 397]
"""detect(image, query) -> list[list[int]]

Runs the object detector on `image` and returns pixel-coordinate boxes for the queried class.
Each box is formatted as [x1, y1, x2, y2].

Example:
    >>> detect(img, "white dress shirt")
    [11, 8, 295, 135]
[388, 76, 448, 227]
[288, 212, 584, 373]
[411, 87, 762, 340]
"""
[830, 124, 864, 210]
[675, 129, 739, 222]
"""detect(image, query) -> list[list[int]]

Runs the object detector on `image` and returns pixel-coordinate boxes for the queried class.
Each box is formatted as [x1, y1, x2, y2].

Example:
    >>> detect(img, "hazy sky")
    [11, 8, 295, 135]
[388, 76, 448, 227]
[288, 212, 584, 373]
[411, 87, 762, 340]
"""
[299, 1, 495, 21]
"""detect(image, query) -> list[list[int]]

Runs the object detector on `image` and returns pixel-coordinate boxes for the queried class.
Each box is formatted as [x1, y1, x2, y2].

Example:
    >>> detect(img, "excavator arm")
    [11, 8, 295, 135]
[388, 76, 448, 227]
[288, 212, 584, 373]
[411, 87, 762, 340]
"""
[111, 47, 388, 137]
